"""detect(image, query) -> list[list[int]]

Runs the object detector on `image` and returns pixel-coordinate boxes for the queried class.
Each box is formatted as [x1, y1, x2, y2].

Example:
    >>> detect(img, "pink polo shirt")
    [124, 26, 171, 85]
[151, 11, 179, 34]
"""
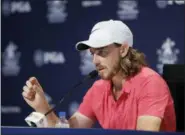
[78, 67, 176, 131]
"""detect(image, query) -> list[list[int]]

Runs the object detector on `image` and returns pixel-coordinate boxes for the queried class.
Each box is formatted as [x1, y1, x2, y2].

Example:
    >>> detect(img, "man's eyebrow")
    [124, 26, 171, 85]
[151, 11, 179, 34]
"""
[90, 47, 106, 53]
[97, 47, 106, 50]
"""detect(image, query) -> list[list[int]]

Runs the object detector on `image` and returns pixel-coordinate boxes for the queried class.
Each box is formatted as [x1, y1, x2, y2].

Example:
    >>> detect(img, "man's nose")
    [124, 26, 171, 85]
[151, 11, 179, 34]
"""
[92, 54, 100, 65]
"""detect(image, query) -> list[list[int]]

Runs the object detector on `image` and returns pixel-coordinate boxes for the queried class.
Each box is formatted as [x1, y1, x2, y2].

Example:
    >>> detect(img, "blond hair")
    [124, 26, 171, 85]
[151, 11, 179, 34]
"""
[119, 47, 148, 77]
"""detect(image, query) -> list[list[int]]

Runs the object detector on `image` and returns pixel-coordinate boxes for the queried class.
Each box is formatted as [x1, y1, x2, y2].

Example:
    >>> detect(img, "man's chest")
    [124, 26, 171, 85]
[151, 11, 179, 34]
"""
[93, 92, 139, 129]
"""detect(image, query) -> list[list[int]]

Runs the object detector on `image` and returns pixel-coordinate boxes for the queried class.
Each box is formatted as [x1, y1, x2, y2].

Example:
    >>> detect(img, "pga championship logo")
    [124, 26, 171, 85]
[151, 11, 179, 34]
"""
[156, 0, 185, 9]
[117, 0, 139, 20]
[2, 42, 21, 76]
[1, 105, 22, 114]
[79, 50, 96, 75]
[34, 50, 66, 67]
[47, 0, 68, 23]
[2, 0, 31, 17]
[156, 37, 180, 74]
[81, 0, 102, 8]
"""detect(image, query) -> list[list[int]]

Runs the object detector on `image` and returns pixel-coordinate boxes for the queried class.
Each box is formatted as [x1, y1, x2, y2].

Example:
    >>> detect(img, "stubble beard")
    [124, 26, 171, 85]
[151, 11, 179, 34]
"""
[100, 60, 121, 80]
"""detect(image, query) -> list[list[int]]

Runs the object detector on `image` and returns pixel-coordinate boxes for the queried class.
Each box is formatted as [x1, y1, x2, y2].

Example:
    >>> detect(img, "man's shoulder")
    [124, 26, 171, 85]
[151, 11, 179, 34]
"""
[135, 67, 168, 89]
[136, 67, 161, 80]
[132, 67, 164, 86]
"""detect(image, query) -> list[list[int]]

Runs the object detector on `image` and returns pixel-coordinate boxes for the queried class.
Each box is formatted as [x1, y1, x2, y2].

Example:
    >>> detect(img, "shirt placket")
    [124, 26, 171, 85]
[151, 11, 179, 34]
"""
[113, 94, 126, 129]
[109, 101, 116, 128]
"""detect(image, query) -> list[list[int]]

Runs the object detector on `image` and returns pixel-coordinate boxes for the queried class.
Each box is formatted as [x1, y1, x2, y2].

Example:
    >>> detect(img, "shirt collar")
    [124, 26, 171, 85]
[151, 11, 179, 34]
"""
[106, 78, 132, 95]
[122, 78, 132, 94]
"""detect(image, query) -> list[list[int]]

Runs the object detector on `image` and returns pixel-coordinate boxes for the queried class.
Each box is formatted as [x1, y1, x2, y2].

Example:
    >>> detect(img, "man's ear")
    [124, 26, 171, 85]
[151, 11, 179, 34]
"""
[120, 43, 129, 58]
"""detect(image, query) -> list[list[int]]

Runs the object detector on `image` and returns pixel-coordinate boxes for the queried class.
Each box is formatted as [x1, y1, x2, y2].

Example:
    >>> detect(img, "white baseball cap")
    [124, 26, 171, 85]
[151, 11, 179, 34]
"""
[76, 19, 133, 51]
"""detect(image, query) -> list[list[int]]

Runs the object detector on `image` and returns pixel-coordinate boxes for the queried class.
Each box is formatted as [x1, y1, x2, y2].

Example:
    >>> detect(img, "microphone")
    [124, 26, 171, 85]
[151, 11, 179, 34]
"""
[25, 70, 98, 127]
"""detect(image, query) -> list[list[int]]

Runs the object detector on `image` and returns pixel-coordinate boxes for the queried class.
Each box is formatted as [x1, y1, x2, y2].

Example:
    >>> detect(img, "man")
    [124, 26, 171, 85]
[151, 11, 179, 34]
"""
[22, 20, 176, 131]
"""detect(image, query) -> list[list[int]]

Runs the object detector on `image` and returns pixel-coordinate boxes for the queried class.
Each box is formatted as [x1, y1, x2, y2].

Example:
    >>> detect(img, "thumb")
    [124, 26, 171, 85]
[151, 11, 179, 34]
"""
[29, 77, 43, 90]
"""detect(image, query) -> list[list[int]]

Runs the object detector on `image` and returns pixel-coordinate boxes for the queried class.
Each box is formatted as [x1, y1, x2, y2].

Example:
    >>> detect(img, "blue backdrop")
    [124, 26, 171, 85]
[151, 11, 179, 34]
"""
[1, 0, 184, 127]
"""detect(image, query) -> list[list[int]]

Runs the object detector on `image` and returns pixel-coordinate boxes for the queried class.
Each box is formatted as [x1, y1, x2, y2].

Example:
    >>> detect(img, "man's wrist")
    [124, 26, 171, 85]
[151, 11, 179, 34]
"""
[35, 105, 51, 114]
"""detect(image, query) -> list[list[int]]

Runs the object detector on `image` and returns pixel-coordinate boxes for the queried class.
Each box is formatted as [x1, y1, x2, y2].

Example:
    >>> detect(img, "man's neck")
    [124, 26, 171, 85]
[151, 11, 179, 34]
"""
[111, 70, 126, 91]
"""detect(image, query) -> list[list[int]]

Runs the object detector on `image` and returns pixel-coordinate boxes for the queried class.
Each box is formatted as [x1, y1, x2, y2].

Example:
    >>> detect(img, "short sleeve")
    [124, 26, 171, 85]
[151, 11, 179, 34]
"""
[78, 86, 96, 121]
[138, 75, 171, 119]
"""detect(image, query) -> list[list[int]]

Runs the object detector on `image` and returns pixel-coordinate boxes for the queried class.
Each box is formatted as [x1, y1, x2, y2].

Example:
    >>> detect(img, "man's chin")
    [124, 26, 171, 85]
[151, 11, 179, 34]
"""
[101, 78, 111, 80]
[99, 73, 112, 80]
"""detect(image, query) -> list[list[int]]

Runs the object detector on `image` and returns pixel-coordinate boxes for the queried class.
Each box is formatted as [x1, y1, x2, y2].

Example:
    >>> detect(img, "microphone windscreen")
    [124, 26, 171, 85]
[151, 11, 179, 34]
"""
[88, 70, 98, 79]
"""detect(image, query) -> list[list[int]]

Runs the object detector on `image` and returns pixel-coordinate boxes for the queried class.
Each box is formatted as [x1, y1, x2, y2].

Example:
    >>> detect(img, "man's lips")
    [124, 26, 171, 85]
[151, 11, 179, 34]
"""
[97, 68, 105, 71]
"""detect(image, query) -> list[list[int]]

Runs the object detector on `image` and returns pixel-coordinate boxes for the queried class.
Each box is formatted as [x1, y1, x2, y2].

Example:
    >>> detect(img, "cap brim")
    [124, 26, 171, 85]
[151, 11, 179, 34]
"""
[76, 40, 114, 51]
[75, 40, 92, 51]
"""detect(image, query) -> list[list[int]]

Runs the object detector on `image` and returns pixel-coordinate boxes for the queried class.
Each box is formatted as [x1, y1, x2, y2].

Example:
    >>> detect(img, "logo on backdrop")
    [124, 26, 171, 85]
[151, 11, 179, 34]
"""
[47, 0, 68, 23]
[156, 37, 180, 74]
[2, 0, 31, 17]
[156, 0, 185, 9]
[34, 50, 66, 67]
[79, 50, 96, 75]
[68, 101, 79, 116]
[2, 42, 21, 76]
[1, 105, 22, 114]
[117, 0, 139, 20]
[81, 0, 102, 8]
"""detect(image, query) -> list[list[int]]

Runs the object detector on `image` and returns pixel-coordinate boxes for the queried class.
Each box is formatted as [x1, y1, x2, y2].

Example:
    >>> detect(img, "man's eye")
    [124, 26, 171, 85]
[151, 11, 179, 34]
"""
[99, 50, 108, 56]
